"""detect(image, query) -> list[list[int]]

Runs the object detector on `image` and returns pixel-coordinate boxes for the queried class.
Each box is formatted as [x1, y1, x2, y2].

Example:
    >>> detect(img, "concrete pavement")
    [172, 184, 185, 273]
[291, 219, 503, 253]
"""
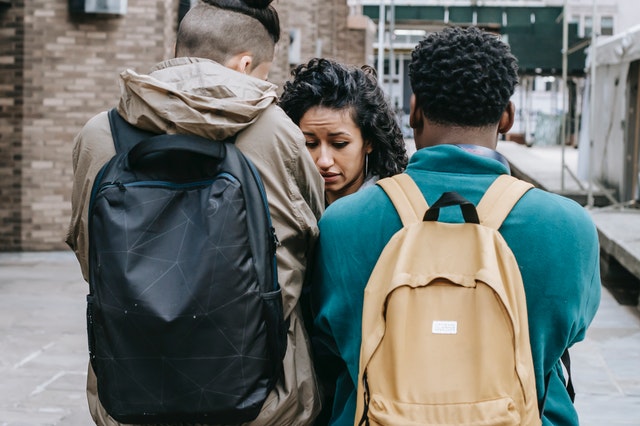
[571, 286, 640, 425]
[1, 250, 640, 425]
[0, 251, 92, 425]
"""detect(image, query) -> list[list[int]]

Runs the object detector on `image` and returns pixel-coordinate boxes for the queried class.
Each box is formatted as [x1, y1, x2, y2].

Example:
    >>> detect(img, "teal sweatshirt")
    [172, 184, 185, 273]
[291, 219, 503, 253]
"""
[311, 144, 601, 426]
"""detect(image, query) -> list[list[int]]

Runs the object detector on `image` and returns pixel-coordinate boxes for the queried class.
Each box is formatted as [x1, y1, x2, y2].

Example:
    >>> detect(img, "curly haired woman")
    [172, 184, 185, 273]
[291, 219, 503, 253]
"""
[279, 58, 408, 205]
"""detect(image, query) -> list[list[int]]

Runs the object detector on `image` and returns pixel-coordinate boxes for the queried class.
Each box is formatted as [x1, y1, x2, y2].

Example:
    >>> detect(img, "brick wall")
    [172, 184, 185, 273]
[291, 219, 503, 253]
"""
[0, 0, 176, 251]
[0, 1, 25, 250]
[272, 0, 373, 91]
[343, 14, 376, 67]
[0, 0, 367, 251]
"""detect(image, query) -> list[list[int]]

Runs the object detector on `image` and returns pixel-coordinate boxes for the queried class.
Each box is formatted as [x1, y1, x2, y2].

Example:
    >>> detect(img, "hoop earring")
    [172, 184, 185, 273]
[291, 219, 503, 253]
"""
[364, 154, 369, 177]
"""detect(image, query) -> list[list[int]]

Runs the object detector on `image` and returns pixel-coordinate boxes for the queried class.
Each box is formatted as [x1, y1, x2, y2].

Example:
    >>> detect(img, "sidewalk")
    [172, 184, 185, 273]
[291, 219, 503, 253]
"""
[1, 248, 640, 424]
[572, 286, 640, 425]
[0, 251, 92, 425]
[497, 141, 640, 424]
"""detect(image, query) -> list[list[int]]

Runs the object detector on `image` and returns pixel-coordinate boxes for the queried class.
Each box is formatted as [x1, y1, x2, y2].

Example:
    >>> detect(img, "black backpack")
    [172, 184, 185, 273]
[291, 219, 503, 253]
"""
[86, 109, 287, 424]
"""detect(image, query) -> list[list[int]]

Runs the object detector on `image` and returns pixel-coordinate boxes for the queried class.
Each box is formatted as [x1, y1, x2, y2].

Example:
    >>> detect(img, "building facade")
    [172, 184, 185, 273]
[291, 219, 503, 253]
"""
[352, 0, 640, 146]
[4, 0, 637, 250]
[0, 0, 373, 251]
[1, 0, 178, 251]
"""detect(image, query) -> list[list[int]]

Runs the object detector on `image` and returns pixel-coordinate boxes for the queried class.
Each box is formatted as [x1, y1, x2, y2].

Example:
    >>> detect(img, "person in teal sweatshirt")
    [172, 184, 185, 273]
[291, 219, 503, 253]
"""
[311, 26, 601, 426]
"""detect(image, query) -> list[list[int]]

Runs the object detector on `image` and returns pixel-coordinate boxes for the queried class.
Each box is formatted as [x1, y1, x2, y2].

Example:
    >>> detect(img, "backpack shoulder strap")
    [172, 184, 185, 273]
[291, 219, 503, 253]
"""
[107, 108, 156, 154]
[476, 175, 534, 230]
[377, 174, 428, 227]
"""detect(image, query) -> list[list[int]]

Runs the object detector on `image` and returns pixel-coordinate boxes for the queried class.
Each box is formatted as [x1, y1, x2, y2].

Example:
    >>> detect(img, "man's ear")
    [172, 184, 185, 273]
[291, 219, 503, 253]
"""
[225, 53, 253, 74]
[498, 101, 515, 134]
[409, 94, 423, 130]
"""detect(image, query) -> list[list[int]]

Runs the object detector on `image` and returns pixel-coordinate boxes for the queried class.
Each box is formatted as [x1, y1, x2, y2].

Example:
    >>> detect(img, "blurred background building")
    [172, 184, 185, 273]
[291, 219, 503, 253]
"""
[1, 0, 639, 251]
[0, 0, 371, 251]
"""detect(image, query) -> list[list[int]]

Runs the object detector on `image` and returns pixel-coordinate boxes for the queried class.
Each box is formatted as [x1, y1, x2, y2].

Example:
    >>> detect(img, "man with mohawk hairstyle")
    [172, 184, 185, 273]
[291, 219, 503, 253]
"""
[67, 1, 323, 424]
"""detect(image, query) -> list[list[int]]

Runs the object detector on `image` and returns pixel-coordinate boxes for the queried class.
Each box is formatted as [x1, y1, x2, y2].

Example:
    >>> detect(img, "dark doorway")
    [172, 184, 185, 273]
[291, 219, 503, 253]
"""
[624, 60, 640, 202]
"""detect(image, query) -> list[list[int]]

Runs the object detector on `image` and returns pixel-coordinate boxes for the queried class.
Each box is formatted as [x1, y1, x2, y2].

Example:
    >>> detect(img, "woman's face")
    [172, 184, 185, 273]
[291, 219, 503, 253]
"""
[299, 106, 372, 204]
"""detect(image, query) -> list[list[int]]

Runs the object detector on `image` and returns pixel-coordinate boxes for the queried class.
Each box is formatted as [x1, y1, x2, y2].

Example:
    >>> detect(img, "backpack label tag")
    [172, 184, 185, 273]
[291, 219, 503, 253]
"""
[432, 321, 458, 334]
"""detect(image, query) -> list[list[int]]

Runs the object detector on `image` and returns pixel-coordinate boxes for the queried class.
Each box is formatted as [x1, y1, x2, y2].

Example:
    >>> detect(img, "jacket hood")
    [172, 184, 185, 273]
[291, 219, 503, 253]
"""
[117, 57, 278, 140]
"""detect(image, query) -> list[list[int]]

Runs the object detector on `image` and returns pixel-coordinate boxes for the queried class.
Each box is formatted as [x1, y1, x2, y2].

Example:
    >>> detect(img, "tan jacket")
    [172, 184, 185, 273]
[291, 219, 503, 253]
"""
[66, 58, 324, 426]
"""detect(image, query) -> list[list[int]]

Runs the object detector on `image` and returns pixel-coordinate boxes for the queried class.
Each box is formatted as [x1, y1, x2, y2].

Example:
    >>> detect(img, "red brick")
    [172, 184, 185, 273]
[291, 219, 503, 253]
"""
[0, 0, 369, 251]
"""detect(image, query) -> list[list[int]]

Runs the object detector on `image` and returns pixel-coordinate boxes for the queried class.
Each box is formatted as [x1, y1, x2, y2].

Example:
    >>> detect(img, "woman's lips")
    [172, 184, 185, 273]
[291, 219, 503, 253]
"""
[321, 173, 339, 184]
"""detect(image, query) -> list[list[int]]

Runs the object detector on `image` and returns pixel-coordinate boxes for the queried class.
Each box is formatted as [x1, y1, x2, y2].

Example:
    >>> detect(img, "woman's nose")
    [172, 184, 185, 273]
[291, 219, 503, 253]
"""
[316, 145, 334, 169]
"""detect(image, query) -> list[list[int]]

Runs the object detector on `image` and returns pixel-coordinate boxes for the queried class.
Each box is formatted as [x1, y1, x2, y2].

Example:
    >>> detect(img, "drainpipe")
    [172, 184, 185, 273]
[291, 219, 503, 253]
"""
[561, 0, 568, 191]
[389, 0, 395, 106]
[587, 0, 597, 208]
[377, 1, 385, 86]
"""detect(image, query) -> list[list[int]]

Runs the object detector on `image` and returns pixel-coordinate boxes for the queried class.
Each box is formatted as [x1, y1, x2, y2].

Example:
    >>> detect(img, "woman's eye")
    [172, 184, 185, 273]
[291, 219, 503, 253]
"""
[333, 141, 348, 149]
[305, 141, 318, 148]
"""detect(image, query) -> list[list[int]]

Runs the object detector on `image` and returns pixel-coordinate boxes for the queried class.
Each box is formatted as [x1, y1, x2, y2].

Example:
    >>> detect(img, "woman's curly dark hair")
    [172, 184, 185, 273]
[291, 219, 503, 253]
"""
[409, 26, 519, 127]
[279, 58, 408, 179]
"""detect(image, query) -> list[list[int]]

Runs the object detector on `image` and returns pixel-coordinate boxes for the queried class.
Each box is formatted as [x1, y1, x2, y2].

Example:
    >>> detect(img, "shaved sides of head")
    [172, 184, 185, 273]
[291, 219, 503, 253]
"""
[175, 3, 276, 69]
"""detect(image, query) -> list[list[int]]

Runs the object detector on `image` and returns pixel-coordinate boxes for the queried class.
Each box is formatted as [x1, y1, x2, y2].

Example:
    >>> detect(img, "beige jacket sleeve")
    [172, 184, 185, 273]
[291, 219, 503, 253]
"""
[233, 105, 324, 426]
[235, 104, 324, 318]
[65, 111, 115, 282]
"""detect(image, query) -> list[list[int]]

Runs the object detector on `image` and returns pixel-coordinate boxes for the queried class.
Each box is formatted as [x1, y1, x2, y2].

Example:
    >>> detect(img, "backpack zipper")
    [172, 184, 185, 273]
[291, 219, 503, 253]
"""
[97, 172, 236, 193]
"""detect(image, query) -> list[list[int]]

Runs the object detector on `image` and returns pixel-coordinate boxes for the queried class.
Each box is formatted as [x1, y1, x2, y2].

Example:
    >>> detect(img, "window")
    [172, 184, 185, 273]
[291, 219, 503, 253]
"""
[601, 16, 614, 36]
[288, 28, 301, 65]
[584, 15, 593, 38]
[69, 0, 127, 15]
[543, 77, 556, 92]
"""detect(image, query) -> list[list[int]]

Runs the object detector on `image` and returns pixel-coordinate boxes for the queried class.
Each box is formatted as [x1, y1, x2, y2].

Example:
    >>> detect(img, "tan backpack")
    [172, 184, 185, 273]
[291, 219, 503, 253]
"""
[355, 174, 540, 426]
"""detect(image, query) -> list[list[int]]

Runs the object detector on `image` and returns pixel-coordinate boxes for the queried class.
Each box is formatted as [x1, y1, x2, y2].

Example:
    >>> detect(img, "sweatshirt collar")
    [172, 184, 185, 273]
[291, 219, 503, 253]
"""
[455, 144, 510, 172]
[408, 144, 511, 176]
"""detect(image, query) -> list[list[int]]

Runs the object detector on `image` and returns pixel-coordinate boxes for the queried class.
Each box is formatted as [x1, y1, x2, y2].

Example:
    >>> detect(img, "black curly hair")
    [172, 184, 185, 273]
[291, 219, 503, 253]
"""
[201, 0, 280, 43]
[409, 26, 519, 127]
[279, 58, 408, 179]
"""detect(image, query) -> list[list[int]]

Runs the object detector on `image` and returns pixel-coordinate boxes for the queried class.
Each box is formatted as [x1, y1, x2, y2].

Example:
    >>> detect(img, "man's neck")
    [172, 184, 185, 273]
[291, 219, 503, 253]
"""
[415, 121, 499, 151]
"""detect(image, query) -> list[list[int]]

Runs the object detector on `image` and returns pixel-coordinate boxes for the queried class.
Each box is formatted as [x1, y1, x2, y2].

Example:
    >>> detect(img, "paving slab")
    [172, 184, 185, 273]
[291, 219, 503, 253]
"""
[497, 140, 613, 206]
[0, 251, 92, 426]
[572, 288, 640, 425]
[591, 208, 640, 281]
[1, 251, 639, 425]
[497, 141, 586, 194]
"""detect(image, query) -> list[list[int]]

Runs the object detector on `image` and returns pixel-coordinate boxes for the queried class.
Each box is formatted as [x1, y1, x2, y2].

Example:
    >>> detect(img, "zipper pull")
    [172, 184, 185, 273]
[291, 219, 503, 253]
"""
[270, 226, 280, 250]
